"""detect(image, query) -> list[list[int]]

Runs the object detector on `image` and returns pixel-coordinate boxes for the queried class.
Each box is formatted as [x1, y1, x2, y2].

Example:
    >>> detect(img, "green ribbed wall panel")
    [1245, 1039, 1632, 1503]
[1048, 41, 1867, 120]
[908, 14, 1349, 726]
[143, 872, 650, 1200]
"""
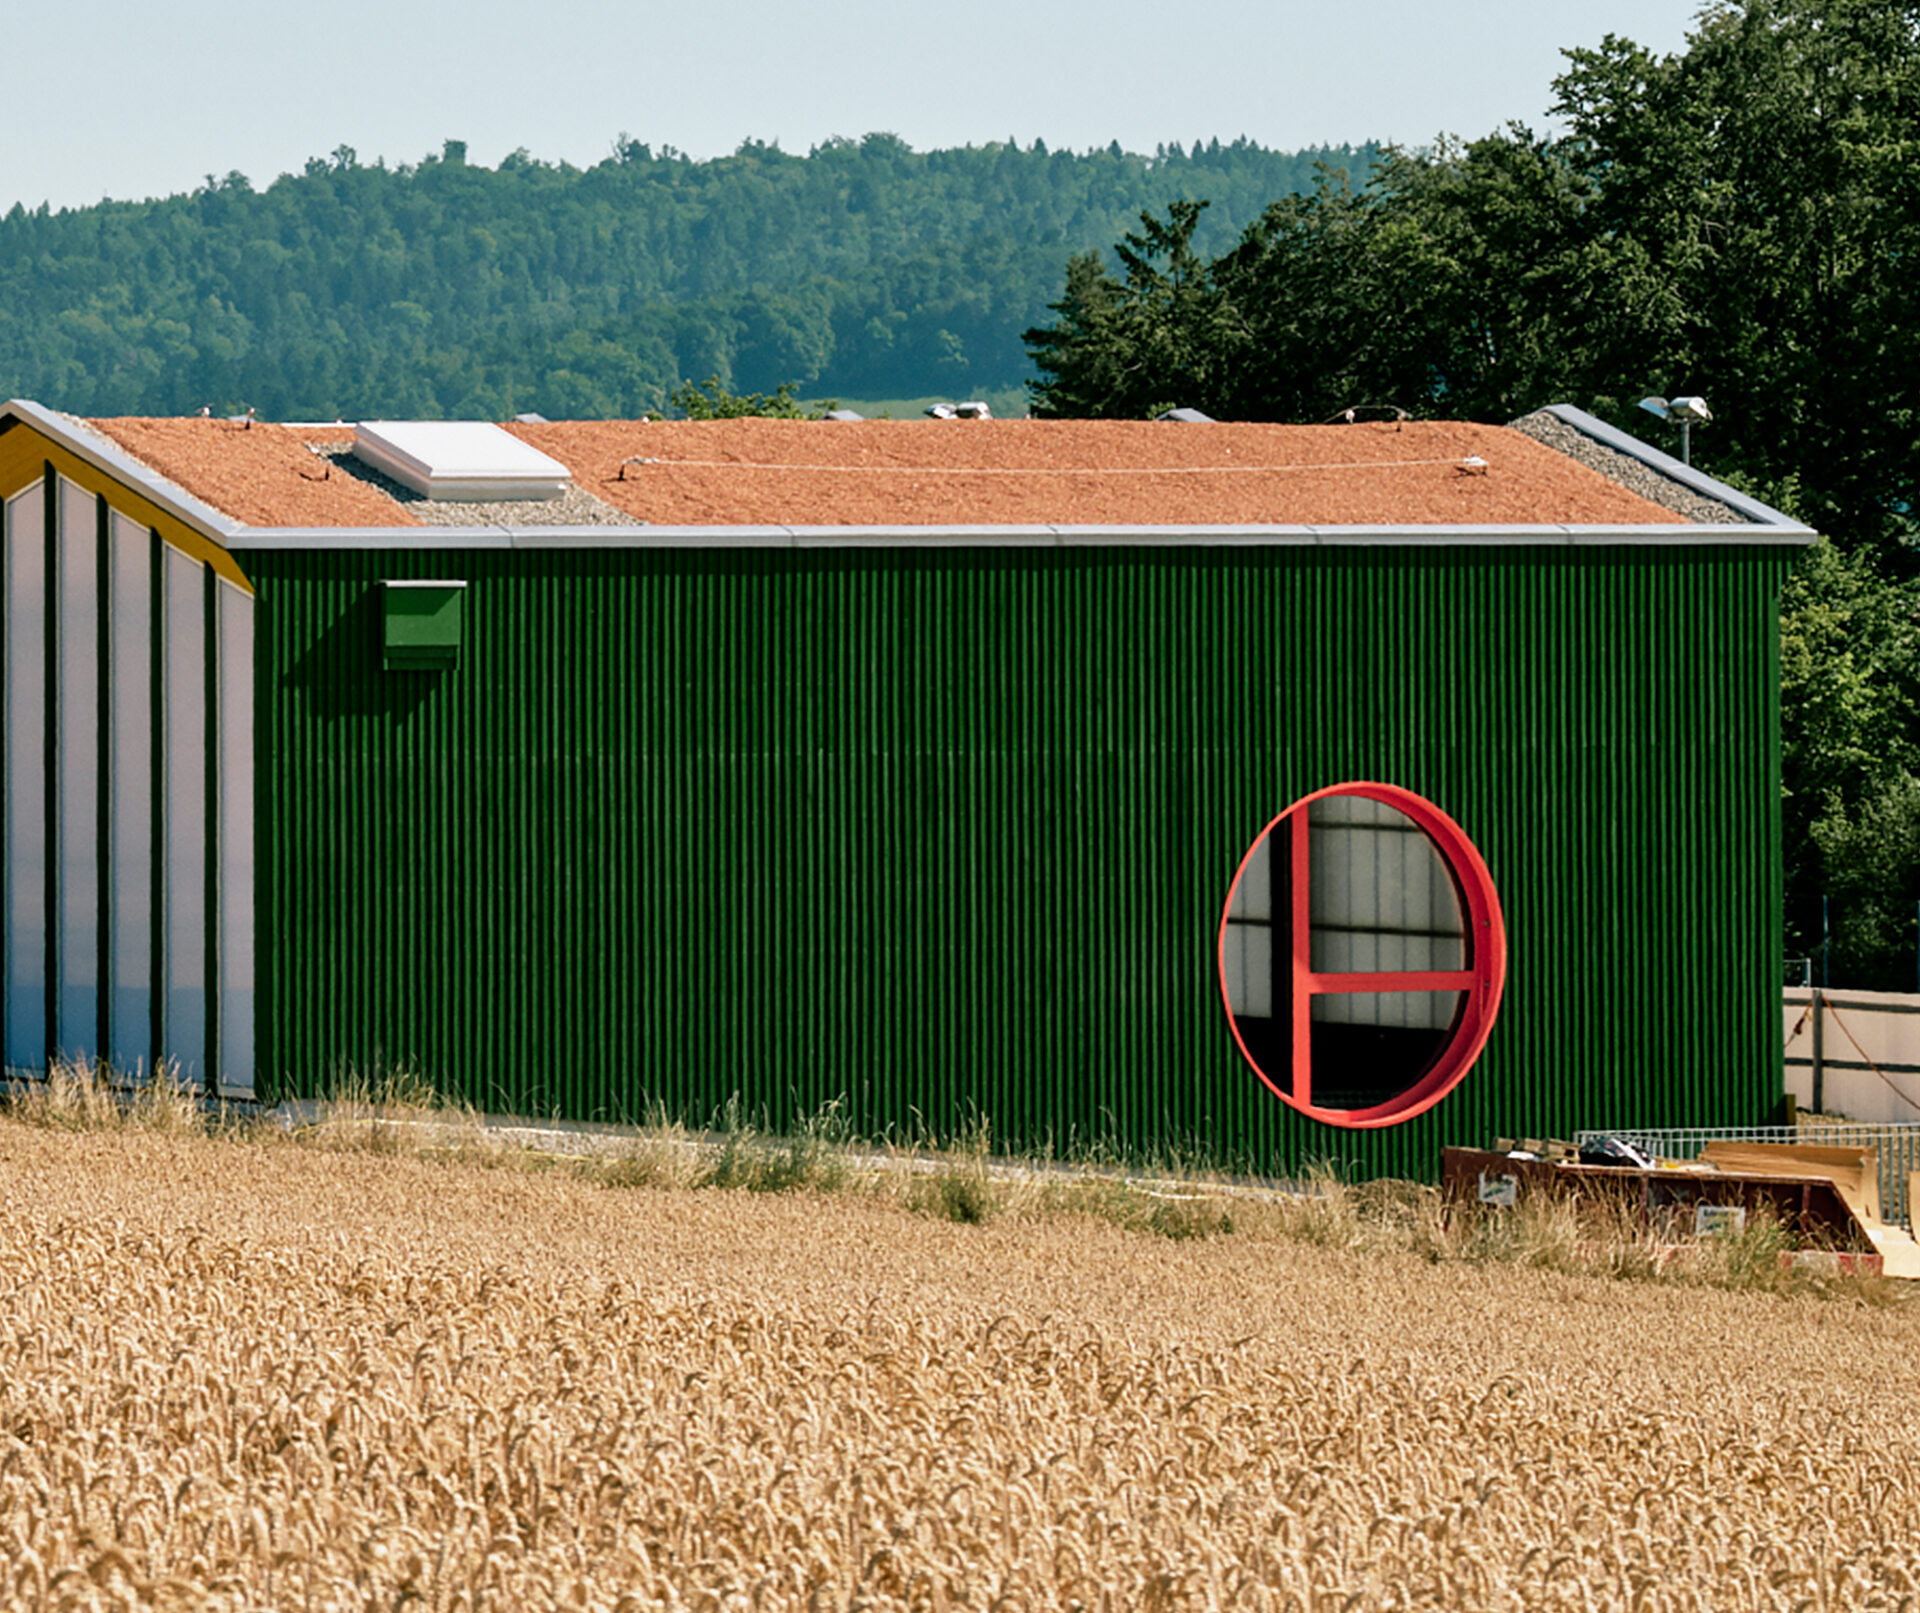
[235, 544, 1794, 1180]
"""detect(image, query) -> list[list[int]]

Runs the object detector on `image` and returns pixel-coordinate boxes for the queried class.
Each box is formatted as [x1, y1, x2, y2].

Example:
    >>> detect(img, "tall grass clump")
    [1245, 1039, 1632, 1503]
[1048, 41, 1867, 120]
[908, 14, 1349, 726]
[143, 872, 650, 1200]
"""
[2, 1058, 205, 1136]
[902, 1115, 1006, 1224]
[694, 1097, 860, 1194]
[298, 1064, 484, 1155]
[890, 1118, 1244, 1239]
[577, 1100, 703, 1191]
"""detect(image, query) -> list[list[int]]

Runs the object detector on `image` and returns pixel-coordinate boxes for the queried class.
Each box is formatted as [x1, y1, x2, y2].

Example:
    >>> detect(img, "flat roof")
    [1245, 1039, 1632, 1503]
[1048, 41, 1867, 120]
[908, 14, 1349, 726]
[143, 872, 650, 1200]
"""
[76, 415, 1704, 529]
[2, 401, 1814, 547]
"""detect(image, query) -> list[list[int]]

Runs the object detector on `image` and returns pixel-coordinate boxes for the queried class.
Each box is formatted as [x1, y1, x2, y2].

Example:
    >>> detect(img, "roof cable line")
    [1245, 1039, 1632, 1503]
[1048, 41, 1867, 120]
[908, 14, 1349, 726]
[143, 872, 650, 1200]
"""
[614, 456, 1481, 478]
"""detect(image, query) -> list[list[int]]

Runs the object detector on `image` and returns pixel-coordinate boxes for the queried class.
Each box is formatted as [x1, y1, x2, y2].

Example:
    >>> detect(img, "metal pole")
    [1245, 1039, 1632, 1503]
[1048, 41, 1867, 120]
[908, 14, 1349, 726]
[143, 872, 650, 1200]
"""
[1812, 988, 1825, 1115]
[1822, 894, 1831, 987]
[1680, 420, 1692, 466]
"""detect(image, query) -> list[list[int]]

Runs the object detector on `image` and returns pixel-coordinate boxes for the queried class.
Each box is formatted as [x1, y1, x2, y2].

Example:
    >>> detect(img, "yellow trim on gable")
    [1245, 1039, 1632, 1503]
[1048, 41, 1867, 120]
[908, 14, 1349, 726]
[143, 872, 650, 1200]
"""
[0, 422, 254, 595]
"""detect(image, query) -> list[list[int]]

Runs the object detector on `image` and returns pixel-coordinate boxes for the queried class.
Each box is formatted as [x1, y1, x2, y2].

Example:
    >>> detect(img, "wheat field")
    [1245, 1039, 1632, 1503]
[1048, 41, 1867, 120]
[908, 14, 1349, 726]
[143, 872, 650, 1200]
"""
[3, 1117, 1920, 1610]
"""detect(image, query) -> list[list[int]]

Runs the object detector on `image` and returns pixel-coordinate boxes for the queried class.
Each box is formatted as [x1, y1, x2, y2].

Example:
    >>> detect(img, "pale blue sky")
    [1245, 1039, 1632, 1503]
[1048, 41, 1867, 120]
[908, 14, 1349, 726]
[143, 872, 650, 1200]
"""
[6, 1, 1700, 212]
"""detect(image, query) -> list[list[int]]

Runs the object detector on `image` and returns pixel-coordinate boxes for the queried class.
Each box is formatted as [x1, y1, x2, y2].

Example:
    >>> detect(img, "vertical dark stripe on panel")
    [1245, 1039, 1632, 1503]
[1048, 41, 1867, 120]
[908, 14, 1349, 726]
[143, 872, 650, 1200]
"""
[249, 568, 269, 1102]
[42, 463, 58, 1061]
[1765, 557, 1785, 1109]
[149, 531, 165, 1070]
[0, 486, 8, 1068]
[203, 565, 221, 1093]
[96, 496, 112, 1063]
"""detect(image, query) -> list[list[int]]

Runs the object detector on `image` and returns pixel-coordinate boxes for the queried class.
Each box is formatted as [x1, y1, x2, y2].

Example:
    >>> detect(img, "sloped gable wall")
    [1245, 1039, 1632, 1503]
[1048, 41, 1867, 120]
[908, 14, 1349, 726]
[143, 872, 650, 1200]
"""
[1, 426, 254, 1092]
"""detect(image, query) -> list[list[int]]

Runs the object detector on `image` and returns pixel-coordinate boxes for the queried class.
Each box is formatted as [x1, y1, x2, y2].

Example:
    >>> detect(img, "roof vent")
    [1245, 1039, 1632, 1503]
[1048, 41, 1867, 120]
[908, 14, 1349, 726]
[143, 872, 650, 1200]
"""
[353, 421, 570, 501]
[1155, 407, 1214, 423]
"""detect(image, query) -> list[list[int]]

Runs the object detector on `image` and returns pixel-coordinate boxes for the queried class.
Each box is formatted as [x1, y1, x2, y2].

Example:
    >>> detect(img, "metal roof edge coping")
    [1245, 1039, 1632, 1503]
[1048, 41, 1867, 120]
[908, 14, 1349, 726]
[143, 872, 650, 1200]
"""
[3, 398, 245, 543]
[1543, 403, 1816, 536]
[227, 520, 1811, 551]
[234, 527, 516, 550]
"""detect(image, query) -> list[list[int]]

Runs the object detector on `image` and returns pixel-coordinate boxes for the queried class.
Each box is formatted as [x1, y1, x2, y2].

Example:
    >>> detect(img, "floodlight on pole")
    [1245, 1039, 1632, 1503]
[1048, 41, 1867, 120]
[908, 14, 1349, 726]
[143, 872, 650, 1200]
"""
[1637, 394, 1711, 466]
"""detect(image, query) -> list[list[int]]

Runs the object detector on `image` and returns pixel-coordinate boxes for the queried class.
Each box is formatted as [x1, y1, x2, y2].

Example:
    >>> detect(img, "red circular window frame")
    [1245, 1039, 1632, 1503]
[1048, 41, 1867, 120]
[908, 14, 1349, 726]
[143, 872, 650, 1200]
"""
[1217, 782, 1507, 1129]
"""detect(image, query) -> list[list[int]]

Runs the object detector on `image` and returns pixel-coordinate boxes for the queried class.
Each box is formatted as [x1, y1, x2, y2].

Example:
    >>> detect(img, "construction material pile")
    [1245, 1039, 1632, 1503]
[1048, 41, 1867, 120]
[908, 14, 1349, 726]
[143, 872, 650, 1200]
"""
[1442, 1138, 1920, 1278]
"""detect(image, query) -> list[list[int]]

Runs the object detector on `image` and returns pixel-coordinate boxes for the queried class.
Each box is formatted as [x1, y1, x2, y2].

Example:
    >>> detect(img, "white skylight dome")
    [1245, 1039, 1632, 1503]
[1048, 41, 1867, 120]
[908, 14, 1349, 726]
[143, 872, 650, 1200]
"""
[353, 421, 571, 501]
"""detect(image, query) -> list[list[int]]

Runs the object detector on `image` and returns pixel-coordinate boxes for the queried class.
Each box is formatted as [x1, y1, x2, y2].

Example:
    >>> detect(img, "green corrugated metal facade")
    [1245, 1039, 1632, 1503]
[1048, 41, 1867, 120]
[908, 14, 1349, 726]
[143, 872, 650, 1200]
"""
[233, 541, 1793, 1180]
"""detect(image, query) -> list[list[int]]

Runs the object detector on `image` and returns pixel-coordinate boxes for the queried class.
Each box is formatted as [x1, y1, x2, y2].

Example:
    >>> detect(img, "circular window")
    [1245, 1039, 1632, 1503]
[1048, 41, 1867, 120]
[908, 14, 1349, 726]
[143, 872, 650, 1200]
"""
[1217, 783, 1506, 1128]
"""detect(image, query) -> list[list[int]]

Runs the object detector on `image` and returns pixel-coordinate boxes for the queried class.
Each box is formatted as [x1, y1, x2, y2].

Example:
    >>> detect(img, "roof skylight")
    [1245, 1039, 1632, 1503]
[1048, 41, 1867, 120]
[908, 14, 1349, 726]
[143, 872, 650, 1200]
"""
[353, 421, 570, 501]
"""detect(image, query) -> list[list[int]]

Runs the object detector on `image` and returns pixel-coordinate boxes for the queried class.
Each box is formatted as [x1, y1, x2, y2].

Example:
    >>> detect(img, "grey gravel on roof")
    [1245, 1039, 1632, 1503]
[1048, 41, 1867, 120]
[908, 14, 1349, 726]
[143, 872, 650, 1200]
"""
[307, 442, 645, 527]
[1506, 409, 1743, 525]
[406, 483, 644, 528]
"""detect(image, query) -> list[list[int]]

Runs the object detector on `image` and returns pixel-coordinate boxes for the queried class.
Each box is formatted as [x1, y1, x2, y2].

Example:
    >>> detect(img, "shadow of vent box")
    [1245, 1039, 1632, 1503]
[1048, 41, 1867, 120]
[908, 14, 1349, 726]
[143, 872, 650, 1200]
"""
[382, 580, 468, 672]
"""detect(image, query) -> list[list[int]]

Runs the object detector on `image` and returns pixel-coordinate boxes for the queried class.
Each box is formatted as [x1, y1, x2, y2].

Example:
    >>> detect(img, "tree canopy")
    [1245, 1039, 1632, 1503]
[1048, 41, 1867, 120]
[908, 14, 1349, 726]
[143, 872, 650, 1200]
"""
[0, 135, 1365, 423]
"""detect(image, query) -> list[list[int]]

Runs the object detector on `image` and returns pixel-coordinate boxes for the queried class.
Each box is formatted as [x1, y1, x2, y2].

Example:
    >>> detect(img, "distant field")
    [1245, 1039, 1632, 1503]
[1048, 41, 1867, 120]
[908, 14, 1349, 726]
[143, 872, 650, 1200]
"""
[4, 1119, 1920, 1610]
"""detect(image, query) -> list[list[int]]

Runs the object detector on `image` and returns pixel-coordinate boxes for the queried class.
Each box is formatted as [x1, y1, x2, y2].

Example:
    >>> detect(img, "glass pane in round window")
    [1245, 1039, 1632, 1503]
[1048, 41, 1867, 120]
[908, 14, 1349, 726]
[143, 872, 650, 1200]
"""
[1219, 784, 1506, 1128]
[1307, 795, 1465, 975]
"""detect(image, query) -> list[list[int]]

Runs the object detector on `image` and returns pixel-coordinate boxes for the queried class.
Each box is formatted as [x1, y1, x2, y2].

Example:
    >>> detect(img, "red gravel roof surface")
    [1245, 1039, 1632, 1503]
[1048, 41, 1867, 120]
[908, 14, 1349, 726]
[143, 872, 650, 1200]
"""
[88, 417, 421, 528]
[86, 415, 1690, 529]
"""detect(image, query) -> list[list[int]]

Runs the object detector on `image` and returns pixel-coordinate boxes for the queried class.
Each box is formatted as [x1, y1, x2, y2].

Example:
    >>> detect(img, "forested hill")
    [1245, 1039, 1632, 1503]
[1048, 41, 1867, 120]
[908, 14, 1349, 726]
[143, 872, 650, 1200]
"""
[0, 135, 1369, 421]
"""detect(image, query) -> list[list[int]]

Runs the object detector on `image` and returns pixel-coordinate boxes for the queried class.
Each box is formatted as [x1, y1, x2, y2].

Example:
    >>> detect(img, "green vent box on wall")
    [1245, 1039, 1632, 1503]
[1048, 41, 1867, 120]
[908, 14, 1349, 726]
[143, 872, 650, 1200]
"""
[382, 580, 468, 672]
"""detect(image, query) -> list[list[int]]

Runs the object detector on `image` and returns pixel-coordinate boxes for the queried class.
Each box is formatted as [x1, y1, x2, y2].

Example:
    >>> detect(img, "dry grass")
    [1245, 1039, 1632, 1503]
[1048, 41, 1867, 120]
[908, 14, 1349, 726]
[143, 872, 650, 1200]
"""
[4, 1111, 1920, 1609]
[1, 1060, 206, 1137]
[7, 1065, 1893, 1288]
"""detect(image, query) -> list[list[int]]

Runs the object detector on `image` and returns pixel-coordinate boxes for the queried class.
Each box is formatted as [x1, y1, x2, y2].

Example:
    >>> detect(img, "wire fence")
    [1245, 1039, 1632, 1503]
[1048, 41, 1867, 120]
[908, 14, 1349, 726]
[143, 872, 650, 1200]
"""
[1576, 1123, 1920, 1229]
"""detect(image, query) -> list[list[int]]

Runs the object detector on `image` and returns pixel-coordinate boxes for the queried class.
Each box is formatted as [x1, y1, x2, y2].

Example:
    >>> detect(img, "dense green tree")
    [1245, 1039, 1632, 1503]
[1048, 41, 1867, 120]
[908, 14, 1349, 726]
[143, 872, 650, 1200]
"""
[668, 376, 822, 419]
[1551, 0, 1920, 555]
[1026, 142, 1616, 421]
[1781, 539, 1920, 985]
[1023, 201, 1240, 418]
